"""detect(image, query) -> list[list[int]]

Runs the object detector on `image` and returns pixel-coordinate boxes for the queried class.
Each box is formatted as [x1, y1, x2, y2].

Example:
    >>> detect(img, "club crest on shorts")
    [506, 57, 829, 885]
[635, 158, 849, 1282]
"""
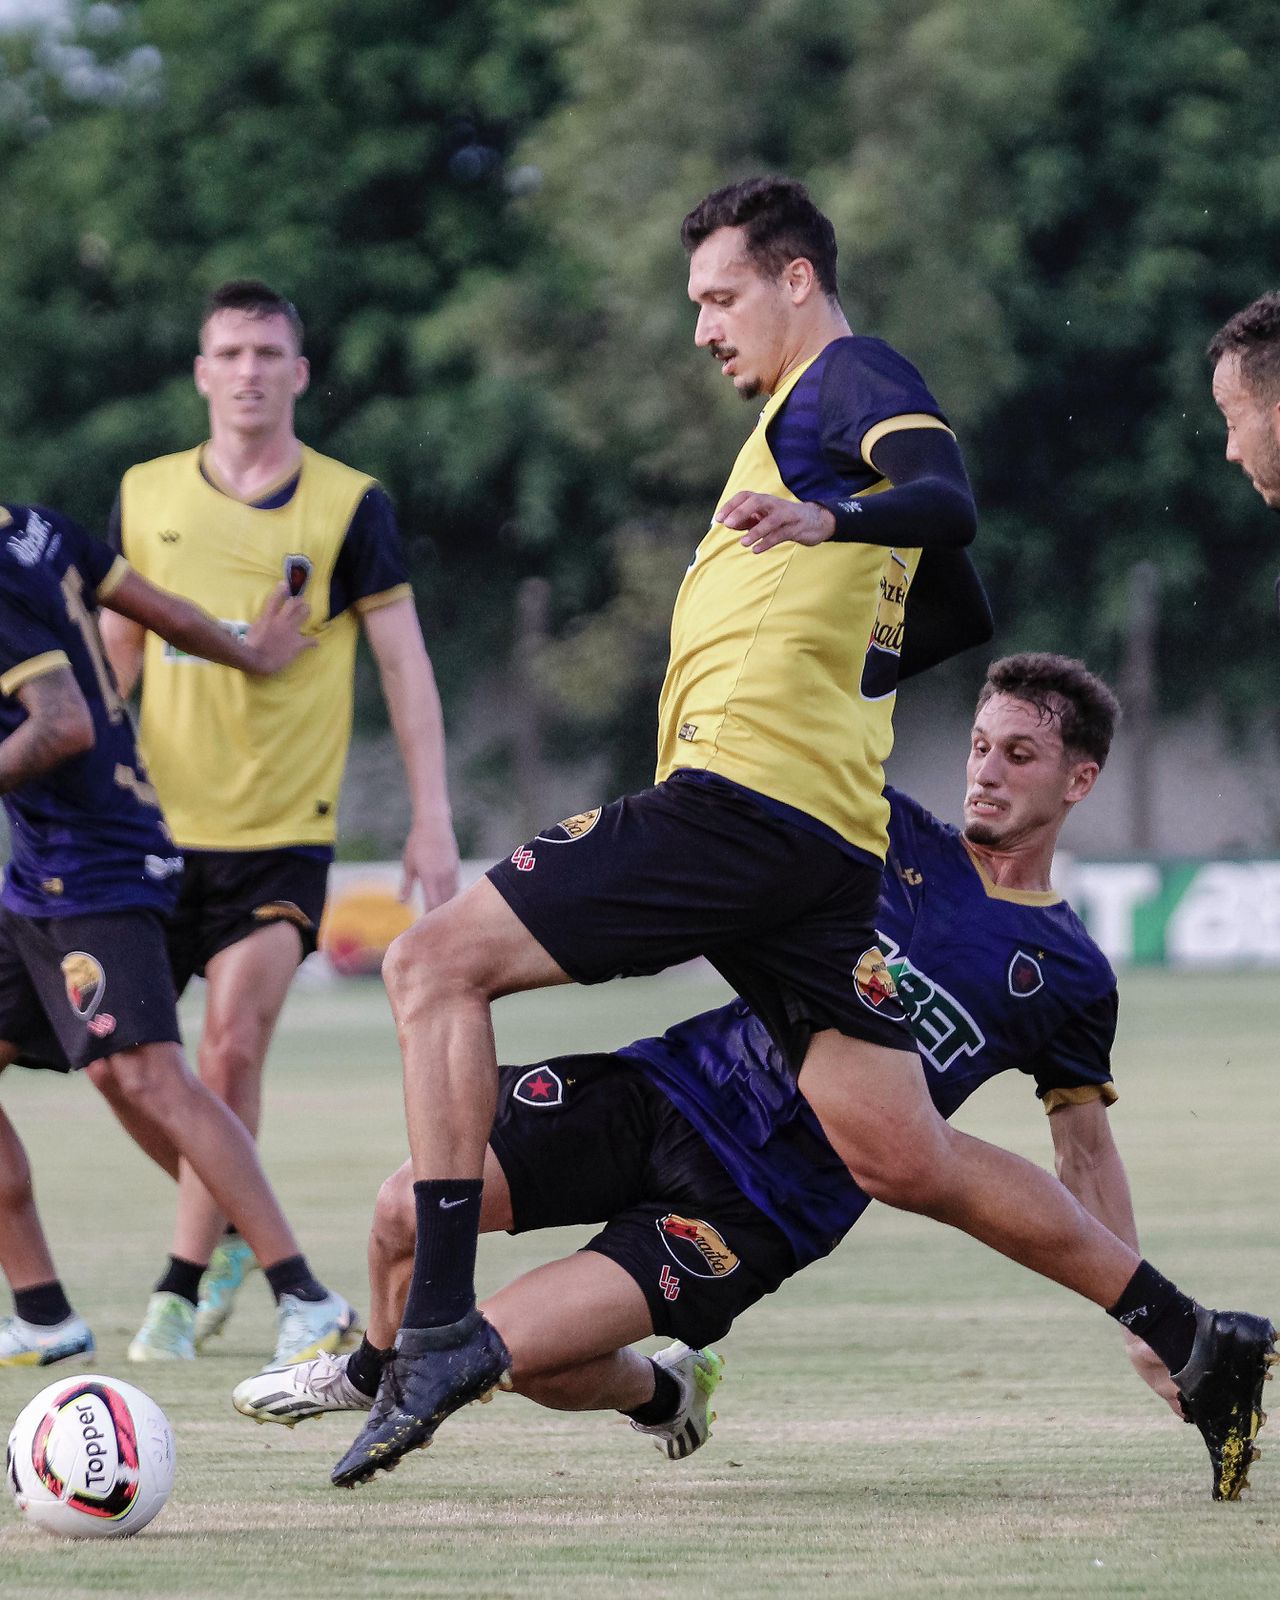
[853, 946, 905, 1017]
[656, 1214, 739, 1279]
[283, 553, 313, 597]
[536, 808, 602, 844]
[512, 1066, 564, 1107]
[1008, 949, 1045, 997]
[60, 951, 105, 1021]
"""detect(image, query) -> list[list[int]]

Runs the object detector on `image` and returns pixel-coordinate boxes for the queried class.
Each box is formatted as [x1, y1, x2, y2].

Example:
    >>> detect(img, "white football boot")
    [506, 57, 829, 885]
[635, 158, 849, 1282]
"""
[233, 1351, 373, 1427]
[629, 1342, 724, 1461]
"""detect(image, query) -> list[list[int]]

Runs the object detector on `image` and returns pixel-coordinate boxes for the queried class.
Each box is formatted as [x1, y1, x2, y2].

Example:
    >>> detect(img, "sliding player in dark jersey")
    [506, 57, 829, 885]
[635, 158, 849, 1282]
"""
[237, 654, 1271, 1499]
[333, 176, 1273, 1499]
[0, 502, 356, 1368]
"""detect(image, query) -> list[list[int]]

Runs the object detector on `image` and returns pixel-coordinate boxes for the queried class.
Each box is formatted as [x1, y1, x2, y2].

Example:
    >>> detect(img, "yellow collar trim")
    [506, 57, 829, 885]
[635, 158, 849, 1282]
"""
[198, 442, 303, 506]
[961, 838, 1062, 906]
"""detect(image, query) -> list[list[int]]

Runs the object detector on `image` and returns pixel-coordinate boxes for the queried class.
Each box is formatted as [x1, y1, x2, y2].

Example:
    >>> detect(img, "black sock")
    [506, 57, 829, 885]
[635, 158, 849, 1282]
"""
[402, 1179, 483, 1329]
[13, 1280, 74, 1327]
[623, 1360, 683, 1426]
[347, 1336, 390, 1398]
[263, 1254, 327, 1304]
[155, 1256, 206, 1307]
[1107, 1260, 1200, 1374]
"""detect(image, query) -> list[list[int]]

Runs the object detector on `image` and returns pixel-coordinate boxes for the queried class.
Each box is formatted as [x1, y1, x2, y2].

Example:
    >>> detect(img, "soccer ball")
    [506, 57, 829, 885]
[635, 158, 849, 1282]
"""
[6, 1374, 175, 1539]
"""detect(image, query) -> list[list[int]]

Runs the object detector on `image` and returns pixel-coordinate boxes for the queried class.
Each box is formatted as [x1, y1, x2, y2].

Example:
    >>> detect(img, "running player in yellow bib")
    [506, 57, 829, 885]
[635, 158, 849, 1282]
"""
[97, 282, 459, 1364]
[332, 179, 1274, 1494]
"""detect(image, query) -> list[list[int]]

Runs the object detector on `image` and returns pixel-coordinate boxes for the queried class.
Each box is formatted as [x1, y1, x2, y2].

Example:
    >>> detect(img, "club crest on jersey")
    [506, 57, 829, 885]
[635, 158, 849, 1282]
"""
[512, 1066, 564, 1107]
[283, 553, 313, 597]
[657, 1214, 739, 1279]
[61, 952, 105, 1021]
[1008, 950, 1045, 997]
[536, 808, 602, 845]
[853, 946, 905, 1018]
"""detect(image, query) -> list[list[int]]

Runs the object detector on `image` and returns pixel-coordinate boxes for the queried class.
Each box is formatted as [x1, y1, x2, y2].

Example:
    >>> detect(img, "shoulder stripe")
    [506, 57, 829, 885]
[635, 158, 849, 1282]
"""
[353, 582, 413, 617]
[1042, 1082, 1118, 1115]
[95, 555, 130, 602]
[1, 649, 71, 698]
[861, 413, 954, 469]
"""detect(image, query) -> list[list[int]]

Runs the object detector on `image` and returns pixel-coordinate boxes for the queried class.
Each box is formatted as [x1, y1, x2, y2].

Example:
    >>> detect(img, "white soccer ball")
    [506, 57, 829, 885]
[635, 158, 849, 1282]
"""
[6, 1373, 175, 1539]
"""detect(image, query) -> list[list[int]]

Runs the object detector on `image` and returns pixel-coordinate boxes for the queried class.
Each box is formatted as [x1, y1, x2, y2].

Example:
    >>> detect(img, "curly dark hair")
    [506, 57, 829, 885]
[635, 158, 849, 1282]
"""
[975, 653, 1120, 767]
[681, 177, 839, 297]
[200, 279, 304, 353]
[1206, 291, 1280, 401]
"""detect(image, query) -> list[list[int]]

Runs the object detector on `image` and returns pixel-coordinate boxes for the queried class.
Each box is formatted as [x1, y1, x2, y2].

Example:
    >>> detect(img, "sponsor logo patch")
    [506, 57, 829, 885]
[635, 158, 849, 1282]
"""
[86, 1013, 117, 1039]
[853, 946, 905, 1018]
[144, 854, 184, 881]
[1008, 949, 1045, 997]
[61, 952, 105, 1021]
[511, 846, 536, 873]
[283, 553, 313, 597]
[512, 1066, 564, 1107]
[159, 529, 181, 544]
[7, 509, 53, 567]
[678, 722, 698, 743]
[659, 1264, 681, 1301]
[656, 1214, 739, 1279]
[536, 808, 602, 845]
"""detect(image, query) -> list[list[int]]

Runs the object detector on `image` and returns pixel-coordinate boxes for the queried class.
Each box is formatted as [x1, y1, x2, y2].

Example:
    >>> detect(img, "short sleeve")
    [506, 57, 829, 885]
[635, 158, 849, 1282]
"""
[1025, 988, 1119, 1107]
[328, 488, 413, 619]
[0, 583, 68, 699]
[819, 337, 952, 474]
[46, 508, 120, 595]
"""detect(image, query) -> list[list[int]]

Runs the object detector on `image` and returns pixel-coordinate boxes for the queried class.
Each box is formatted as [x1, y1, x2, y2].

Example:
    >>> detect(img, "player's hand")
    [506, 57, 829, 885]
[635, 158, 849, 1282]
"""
[400, 814, 460, 911]
[717, 492, 836, 554]
[243, 582, 315, 676]
[1123, 1329, 1184, 1418]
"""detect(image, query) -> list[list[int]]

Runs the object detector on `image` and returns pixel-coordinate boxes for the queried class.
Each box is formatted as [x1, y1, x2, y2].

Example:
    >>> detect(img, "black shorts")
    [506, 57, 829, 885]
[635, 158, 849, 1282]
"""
[0, 904, 182, 1073]
[487, 772, 913, 1072]
[167, 848, 330, 993]
[489, 1052, 798, 1349]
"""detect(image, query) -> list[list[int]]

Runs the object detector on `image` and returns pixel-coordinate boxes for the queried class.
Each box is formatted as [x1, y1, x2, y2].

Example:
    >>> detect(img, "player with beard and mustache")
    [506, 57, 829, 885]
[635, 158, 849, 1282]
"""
[1209, 293, 1280, 512]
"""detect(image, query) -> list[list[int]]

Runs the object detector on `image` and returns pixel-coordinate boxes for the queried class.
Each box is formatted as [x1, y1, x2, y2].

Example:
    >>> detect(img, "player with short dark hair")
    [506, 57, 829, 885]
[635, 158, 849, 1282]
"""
[0, 501, 357, 1368]
[332, 179, 1272, 1498]
[241, 654, 1267, 1497]
[1208, 291, 1280, 511]
[96, 279, 459, 1363]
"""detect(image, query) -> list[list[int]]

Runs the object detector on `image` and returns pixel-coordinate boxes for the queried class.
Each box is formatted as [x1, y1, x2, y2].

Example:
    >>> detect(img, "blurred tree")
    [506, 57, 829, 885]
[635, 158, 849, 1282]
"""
[4, 0, 1280, 832]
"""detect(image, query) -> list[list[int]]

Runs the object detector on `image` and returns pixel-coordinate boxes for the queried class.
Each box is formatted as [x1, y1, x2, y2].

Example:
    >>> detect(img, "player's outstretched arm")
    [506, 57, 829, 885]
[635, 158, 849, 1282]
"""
[103, 569, 314, 678]
[1047, 1096, 1182, 1415]
[362, 596, 459, 910]
[0, 668, 94, 793]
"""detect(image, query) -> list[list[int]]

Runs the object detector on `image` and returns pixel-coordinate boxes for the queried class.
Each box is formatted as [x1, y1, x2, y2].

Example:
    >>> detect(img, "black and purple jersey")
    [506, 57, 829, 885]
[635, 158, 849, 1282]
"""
[0, 504, 180, 919]
[618, 787, 1118, 1269]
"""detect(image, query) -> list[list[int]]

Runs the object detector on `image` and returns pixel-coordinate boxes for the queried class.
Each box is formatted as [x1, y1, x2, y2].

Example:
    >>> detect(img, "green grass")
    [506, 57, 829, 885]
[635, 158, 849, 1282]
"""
[1, 968, 1277, 1597]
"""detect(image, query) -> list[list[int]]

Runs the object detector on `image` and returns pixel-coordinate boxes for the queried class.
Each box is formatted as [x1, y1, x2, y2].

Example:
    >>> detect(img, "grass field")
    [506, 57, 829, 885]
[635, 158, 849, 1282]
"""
[0, 966, 1276, 1597]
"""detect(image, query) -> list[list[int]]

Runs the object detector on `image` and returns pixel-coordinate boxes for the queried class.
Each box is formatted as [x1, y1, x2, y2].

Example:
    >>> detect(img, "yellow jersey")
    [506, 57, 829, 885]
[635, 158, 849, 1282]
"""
[657, 336, 952, 861]
[116, 444, 411, 850]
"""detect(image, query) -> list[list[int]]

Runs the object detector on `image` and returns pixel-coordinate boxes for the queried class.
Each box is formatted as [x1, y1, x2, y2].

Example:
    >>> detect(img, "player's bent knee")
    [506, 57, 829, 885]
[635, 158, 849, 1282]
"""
[371, 1169, 415, 1260]
[382, 916, 488, 1010]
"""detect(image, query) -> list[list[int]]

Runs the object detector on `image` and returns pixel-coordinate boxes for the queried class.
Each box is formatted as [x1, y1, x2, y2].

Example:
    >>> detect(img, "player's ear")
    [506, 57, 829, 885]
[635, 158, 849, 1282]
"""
[785, 256, 817, 306]
[1064, 759, 1099, 807]
[292, 356, 310, 397]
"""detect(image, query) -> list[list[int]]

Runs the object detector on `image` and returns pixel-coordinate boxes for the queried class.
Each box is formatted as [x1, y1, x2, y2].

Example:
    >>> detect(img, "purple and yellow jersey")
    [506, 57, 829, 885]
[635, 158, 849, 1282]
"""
[0, 504, 180, 918]
[619, 787, 1118, 1268]
[656, 336, 953, 862]
[113, 445, 410, 851]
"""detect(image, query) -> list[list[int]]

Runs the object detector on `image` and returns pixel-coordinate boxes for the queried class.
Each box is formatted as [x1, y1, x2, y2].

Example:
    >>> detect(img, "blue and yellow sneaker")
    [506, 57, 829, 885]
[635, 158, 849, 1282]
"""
[630, 1343, 724, 1461]
[195, 1236, 259, 1348]
[0, 1312, 95, 1368]
[271, 1291, 360, 1367]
